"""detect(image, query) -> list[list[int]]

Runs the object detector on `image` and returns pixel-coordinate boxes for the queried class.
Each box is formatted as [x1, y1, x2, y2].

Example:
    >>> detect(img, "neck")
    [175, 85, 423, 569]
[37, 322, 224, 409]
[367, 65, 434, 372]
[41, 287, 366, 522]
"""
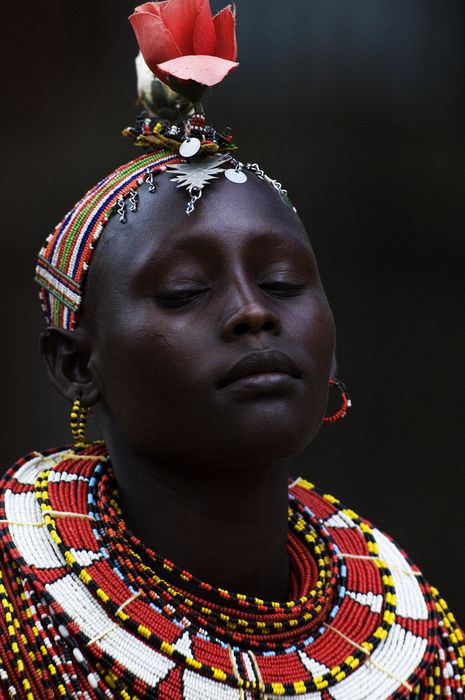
[103, 432, 291, 601]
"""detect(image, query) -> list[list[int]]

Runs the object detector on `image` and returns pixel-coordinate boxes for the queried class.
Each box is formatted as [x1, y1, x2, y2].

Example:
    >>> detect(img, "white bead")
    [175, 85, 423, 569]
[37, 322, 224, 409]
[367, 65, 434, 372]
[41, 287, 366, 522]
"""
[73, 647, 84, 664]
[87, 673, 98, 689]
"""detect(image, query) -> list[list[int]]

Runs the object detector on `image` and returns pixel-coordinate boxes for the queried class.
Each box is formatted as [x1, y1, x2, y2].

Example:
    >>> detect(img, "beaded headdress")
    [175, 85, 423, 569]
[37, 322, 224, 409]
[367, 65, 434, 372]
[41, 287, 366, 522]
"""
[35, 0, 292, 331]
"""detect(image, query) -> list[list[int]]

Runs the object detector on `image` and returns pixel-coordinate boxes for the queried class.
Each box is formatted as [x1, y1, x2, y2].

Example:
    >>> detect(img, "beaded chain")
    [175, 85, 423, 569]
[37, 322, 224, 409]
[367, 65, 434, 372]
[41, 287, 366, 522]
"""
[0, 446, 463, 699]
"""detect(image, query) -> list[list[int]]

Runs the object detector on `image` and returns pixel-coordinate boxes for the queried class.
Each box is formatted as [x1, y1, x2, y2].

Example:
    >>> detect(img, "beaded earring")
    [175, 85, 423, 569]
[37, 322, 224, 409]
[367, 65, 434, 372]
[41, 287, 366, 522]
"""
[70, 397, 89, 447]
[323, 378, 352, 423]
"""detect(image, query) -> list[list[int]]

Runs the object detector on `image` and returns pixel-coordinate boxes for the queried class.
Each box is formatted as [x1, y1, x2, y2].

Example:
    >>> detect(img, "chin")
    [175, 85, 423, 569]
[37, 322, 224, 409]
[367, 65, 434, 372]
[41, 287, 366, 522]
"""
[216, 408, 322, 465]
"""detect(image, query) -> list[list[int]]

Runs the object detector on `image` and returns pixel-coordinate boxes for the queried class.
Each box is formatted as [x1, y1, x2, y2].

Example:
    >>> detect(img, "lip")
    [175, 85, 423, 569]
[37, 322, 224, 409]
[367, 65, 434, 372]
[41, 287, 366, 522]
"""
[218, 350, 302, 388]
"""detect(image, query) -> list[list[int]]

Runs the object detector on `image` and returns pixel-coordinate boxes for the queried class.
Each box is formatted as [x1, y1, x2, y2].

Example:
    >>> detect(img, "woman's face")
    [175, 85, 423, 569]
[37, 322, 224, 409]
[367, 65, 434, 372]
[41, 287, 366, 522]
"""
[82, 173, 336, 467]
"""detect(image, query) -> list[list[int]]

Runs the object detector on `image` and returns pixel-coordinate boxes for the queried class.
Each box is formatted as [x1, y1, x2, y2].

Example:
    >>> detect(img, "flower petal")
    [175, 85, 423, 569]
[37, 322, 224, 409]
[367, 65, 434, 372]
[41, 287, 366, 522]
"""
[161, 0, 214, 56]
[193, 0, 216, 56]
[213, 6, 237, 61]
[156, 54, 238, 87]
[133, 2, 167, 18]
[129, 11, 181, 69]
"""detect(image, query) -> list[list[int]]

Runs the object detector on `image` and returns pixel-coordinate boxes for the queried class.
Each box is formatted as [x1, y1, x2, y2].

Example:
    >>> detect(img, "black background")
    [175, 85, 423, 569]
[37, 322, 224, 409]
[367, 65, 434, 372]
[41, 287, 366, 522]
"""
[2, 1, 464, 621]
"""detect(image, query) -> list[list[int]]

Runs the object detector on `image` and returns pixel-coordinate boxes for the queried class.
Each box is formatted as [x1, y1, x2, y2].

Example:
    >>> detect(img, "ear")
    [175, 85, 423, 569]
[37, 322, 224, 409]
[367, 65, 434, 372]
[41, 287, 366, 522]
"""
[40, 327, 100, 406]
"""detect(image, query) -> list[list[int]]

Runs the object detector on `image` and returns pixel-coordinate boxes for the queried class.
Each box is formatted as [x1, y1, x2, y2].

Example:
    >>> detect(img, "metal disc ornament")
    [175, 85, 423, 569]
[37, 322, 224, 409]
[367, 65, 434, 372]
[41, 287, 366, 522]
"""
[179, 137, 201, 158]
[224, 168, 248, 184]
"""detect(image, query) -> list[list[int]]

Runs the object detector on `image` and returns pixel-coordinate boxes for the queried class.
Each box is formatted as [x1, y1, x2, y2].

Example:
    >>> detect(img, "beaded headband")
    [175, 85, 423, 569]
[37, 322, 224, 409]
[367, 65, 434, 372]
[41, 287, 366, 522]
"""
[35, 0, 293, 330]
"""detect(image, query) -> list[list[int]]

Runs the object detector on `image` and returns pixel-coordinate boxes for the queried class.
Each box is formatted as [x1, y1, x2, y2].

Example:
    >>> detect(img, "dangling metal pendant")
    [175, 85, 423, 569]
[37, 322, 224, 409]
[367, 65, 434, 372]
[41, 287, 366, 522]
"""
[186, 187, 203, 216]
[117, 195, 126, 224]
[146, 171, 156, 193]
[167, 155, 230, 215]
[129, 189, 139, 212]
[179, 137, 201, 158]
[224, 168, 248, 184]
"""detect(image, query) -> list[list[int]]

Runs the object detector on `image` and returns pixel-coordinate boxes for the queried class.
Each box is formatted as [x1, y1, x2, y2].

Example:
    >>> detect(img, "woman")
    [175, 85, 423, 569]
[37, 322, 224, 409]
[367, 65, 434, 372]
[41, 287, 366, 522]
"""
[1, 1, 463, 697]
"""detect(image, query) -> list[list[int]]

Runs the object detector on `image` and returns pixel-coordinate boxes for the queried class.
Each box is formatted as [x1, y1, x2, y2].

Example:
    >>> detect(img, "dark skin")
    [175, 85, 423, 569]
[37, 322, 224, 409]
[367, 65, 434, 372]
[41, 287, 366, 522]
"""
[41, 174, 336, 601]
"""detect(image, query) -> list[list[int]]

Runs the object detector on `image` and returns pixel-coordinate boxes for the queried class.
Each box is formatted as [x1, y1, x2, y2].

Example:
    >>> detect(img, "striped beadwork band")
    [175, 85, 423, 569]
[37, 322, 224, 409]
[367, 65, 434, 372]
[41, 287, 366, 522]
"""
[35, 149, 184, 330]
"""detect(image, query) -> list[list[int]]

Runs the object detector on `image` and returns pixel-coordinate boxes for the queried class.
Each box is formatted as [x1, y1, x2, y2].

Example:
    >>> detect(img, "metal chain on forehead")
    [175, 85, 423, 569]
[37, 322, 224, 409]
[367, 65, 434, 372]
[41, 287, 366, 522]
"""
[123, 153, 296, 219]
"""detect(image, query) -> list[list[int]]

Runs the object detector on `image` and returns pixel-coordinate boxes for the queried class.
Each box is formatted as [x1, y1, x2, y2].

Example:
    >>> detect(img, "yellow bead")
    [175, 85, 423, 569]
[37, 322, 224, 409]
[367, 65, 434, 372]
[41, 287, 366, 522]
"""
[212, 668, 227, 681]
[293, 681, 307, 693]
[270, 683, 285, 695]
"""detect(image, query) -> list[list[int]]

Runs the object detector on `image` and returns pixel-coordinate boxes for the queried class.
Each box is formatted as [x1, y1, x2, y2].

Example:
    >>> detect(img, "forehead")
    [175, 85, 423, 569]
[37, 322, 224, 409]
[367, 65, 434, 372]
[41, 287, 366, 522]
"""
[93, 171, 313, 278]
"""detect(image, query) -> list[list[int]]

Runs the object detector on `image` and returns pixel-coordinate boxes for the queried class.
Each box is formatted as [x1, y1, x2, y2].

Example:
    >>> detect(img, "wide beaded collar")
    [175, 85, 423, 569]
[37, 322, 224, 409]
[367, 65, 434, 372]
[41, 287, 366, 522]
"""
[0, 445, 462, 698]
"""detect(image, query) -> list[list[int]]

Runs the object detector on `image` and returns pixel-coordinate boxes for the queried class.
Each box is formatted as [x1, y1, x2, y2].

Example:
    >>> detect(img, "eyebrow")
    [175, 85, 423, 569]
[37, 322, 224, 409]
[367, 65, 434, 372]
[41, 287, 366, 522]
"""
[169, 228, 310, 253]
[133, 228, 312, 278]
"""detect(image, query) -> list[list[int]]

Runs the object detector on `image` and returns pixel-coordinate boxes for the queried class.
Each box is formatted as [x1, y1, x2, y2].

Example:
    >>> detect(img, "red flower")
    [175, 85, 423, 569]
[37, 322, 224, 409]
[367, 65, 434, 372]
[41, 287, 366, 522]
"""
[129, 0, 238, 98]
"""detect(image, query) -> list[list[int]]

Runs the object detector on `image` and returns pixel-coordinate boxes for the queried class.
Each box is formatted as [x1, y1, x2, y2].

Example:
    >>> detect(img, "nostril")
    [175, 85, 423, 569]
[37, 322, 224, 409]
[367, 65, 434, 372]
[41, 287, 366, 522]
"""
[233, 320, 276, 336]
[234, 323, 250, 336]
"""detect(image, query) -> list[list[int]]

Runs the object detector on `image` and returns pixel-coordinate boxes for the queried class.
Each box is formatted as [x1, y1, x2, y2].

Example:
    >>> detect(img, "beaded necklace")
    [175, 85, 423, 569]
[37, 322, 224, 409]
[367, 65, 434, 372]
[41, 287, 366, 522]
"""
[0, 445, 463, 699]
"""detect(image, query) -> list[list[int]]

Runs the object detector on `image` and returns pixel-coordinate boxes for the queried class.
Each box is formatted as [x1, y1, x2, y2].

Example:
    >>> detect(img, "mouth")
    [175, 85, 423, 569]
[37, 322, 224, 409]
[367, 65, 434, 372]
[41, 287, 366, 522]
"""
[218, 350, 302, 389]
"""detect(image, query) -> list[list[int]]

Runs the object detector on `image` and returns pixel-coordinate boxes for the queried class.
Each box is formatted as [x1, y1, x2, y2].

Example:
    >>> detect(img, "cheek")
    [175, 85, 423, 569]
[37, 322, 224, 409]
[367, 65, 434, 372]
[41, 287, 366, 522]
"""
[91, 314, 210, 427]
[290, 297, 336, 431]
[290, 294, 336, 365]
[97, 329, 179, 397]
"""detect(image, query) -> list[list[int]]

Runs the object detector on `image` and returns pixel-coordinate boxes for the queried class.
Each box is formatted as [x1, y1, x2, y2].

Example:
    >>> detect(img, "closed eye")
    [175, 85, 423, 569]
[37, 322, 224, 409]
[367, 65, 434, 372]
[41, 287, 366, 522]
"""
[259, 281, 307, 297]
[155, 289, 209, 309]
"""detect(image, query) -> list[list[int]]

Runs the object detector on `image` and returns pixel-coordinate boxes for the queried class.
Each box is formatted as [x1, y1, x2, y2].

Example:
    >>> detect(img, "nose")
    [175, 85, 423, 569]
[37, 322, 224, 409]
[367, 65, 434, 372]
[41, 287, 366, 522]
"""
[221, 294, 282, 341]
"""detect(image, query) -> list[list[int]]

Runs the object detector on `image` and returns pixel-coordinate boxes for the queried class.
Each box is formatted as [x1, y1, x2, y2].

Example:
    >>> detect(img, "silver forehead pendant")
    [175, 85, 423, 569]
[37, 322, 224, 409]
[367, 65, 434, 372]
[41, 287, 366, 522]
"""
[224, 165, 248, 184]
[167, 155, 233, 215]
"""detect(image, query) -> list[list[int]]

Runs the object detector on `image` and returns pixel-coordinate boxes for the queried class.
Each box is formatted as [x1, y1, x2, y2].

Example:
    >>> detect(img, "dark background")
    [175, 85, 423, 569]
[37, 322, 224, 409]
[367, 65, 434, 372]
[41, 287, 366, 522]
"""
[2, 1, 464, 620]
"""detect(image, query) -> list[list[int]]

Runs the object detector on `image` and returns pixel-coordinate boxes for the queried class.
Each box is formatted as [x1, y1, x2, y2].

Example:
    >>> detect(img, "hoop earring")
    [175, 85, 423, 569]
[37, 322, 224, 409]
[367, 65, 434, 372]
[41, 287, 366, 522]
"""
[323, 379, 352, 423]
[70, 397, 89, 447]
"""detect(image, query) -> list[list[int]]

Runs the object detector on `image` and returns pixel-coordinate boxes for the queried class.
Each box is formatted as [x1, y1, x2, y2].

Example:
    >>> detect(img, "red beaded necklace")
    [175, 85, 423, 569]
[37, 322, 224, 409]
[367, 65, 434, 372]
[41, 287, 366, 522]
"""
[0, 444, 463, 699]
[92, 465, 337, 649]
